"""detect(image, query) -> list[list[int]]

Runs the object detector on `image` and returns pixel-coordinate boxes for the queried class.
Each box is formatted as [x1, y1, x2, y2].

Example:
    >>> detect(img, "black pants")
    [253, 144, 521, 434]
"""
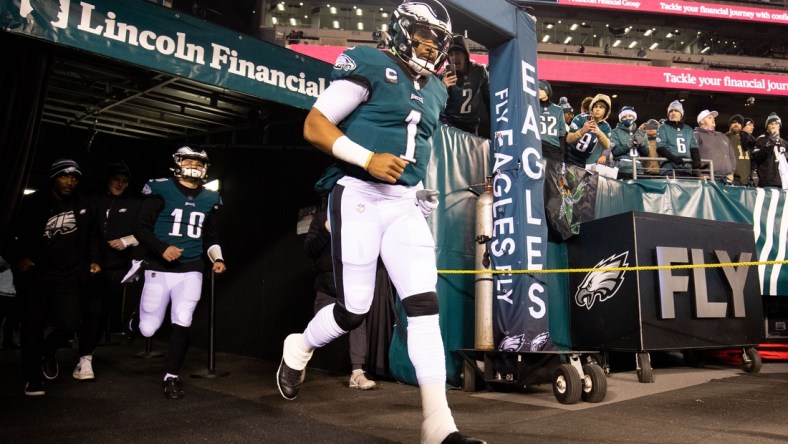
[19, 272, 82, 383]
[80, 268, 125, 352]
[0, 296, 19, 346]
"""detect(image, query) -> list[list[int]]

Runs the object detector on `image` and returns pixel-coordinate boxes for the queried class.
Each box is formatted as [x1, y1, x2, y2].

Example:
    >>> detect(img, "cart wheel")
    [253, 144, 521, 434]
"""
[741, 347, 762, 374]
[636, 352, 654, 383]
[553, 363, 582, 404]
[581, 363, 607, 403]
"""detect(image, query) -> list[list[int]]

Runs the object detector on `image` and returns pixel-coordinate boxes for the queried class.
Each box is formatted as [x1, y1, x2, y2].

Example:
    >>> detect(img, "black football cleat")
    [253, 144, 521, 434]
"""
[441, 432, 487, 444]
[162, 376, 184, 399]
[276, 358, 305, 401]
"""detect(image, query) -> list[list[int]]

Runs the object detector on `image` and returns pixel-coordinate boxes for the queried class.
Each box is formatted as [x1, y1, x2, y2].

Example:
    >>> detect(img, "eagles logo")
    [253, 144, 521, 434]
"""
[498, 334, 525, 352]
[333, 54, 357, 72]
[574, 251, 629, 310]
[529, 331, 550, 351]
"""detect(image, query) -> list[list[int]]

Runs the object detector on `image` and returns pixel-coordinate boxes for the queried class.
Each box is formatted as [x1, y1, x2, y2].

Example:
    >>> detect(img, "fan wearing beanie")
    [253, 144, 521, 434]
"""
[655, 100, 700, 176]
[607, 105, 649, 178]
[750, 112, 788, 188]
[537, 80, 568, 162]
[12, 158, 101, 397]
[726, 114, 757, 185]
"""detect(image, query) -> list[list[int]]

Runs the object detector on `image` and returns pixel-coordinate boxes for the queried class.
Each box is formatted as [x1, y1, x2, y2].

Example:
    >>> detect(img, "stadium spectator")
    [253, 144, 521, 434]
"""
[609, 106, 649, 179]
[695, 109, 736, 183]
[751, 113, 788, 189]
[656, 100, 700, 176]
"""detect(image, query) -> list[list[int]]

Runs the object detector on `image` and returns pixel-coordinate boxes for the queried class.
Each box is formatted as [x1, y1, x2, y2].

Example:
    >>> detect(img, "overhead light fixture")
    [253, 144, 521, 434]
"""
[570, 23, 579, 31]
[665, 32, 673, 38]
[356, 8, 362, 16]
[332, 20, 339, 28]
[276, 3, 285, 11]
[701, 46, 710, 54]
[612, 39, 621, 47]
[546, 23, 554, 29]
[542, 35, 551, 43]
[380, 23, 388, 31]
[289, 17, 297, 26]
[271, 17, 278, 24]
[329, 6, 336, 14]
[644, 29, 653, 37]
[649, 42, 659, 50]
[357, 22, 364, 30]
[24, 189, 36, 195]
[628, 41, 638, 49]
[563, 36, 573, 44]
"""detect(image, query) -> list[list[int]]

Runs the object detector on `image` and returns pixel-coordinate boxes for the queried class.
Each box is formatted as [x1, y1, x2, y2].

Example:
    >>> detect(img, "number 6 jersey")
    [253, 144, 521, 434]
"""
[328, 45, 448, 186]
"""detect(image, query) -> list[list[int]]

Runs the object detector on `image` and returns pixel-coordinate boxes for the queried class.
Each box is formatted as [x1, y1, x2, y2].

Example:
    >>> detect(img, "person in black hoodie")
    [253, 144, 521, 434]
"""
[13, 159, 101, 396]
[73, 161, 141, 381]
[439, 35, 490, 136]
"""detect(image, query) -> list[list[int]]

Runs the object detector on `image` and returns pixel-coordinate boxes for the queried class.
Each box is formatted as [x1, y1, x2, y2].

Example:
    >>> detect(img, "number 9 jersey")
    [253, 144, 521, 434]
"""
[331, 46, 448, 186]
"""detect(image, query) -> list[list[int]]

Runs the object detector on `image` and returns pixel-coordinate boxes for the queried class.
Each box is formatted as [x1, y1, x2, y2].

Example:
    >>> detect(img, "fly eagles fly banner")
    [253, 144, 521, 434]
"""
[0, 0, 330, 109]
[488, 10, 550, 352]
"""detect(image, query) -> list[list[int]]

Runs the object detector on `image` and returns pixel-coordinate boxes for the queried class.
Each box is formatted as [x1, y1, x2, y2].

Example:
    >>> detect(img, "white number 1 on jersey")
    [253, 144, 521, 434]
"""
[400, 109, 421, 163]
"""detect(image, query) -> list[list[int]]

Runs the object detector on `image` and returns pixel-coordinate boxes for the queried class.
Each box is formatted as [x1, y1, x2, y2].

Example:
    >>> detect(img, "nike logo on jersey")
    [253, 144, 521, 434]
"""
[334, 54, 357, 71]
[410, 93, 424, 105]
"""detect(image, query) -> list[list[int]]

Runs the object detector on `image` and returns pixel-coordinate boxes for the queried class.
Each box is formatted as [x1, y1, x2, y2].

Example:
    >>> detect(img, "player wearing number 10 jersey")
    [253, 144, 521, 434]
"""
[277, 1, 484, 443]
[133, 146, 226, 400]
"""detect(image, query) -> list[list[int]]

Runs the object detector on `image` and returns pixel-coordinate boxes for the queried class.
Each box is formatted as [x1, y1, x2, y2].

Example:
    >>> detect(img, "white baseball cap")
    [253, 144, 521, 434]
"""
[696, 109, 719, 124]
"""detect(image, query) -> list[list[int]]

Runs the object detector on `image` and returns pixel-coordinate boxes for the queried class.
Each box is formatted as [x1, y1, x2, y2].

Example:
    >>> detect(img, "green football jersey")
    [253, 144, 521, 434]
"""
[539, 101, 567, 153]
[143, 178, 221, 263]
[329, 46, 448, 186]
[656, 123, 698, 159]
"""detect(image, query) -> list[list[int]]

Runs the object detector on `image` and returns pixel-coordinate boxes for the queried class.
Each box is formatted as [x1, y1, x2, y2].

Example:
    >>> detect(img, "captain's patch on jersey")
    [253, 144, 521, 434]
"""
[334, 54, 356, 71]
[385, 67, 398, 84]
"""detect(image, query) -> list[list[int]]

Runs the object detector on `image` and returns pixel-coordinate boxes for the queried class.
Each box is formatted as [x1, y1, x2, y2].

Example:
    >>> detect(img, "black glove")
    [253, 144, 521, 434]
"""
[669, 155, 684, 166]
[632, 129, 646, 147]
[692, 160, 701, 170]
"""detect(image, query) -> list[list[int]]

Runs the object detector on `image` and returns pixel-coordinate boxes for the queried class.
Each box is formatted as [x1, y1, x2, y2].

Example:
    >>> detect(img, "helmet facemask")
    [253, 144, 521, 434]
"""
[172, 147, 209, 181]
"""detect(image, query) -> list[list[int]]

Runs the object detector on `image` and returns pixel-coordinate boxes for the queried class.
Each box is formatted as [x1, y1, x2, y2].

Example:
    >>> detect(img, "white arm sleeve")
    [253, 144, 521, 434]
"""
[313, 79, 369, 125]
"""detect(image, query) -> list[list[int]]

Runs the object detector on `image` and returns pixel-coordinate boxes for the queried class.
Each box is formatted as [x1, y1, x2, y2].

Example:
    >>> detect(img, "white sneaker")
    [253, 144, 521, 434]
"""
[349, 371, 376, 390]
[72, 355, 95, 381]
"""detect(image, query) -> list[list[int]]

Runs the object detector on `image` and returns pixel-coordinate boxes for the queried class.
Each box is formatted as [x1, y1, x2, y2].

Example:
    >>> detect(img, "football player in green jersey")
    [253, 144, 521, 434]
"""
[277, 2, 484, 443]
[132, 146, 226, 400]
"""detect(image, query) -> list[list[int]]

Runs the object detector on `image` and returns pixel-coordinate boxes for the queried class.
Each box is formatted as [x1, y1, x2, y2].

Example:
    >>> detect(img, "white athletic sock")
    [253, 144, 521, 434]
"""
[406, 314, 446, 385]
[282, 334, 314, 371]
[406, 315, 456, 444]
[420, 383, 457, 444]
[303, 303, 347, 349]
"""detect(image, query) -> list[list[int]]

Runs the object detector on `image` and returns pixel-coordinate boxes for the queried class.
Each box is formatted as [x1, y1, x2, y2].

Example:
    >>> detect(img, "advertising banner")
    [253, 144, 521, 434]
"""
[488, 12, 550, 352]
[290, 45, 788, 97]
[0, 0, 331, 109]
[557, 0, 788, 25]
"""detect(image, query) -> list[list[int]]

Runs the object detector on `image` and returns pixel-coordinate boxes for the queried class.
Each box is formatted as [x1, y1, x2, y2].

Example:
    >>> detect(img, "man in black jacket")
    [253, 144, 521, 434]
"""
[13, 159, 101, 396]
[73, 161, 141, 381]
[751, 113, 788, 188]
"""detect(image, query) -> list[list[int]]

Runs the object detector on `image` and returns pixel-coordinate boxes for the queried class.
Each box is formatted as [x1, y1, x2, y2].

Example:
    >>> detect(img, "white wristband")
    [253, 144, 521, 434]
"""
[120, 235, 139, 247]
[207, 245, 224, 263]
[332, 135, 374, 170]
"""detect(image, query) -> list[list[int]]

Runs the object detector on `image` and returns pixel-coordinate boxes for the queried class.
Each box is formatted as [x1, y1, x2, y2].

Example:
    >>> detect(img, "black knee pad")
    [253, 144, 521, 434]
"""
[401, 292, 439, 317]
[333, 303, 367, 331]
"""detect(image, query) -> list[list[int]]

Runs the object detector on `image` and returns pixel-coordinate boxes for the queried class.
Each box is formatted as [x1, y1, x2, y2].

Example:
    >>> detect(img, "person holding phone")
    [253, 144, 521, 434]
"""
[565, 94, 613, 167]
[439, 35, 490, 137]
